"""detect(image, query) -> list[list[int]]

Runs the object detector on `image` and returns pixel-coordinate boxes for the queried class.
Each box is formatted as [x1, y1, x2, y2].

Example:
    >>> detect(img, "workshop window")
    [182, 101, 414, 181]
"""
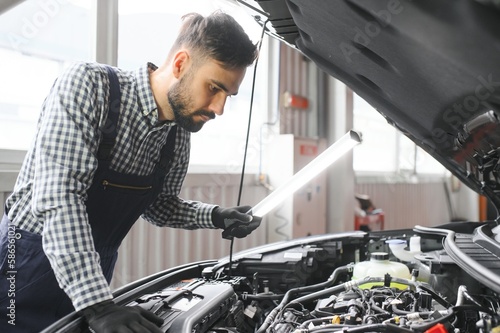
[353, 93, 446, 176]
[0, 0, 93, 151]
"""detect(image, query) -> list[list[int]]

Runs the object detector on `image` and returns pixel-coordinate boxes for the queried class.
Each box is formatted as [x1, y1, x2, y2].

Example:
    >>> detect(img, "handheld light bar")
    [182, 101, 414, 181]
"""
[251, 130, 361, 217]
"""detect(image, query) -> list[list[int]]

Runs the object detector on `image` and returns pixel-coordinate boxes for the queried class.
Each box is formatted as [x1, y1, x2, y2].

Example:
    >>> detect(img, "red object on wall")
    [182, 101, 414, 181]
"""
[355, 212, 385, 231]
[283, 91, 309, 110]
[300, 144, 318, 156]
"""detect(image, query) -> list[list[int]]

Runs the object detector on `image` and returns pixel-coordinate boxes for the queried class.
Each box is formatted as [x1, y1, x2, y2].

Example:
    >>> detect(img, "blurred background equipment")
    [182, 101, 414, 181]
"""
[354, 193, 384, 231]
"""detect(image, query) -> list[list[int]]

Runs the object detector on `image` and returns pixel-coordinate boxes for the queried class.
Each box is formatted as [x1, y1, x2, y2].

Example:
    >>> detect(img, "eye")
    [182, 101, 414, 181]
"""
[209, 84, 219, 93]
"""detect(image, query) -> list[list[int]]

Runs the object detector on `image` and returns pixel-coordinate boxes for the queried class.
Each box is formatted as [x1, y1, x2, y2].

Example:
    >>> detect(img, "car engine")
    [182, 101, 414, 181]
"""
[124, 223, 500, 333]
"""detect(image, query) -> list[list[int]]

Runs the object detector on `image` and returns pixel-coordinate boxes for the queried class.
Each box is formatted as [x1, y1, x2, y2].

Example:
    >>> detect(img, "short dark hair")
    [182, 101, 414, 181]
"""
[170, 11, 258, 69]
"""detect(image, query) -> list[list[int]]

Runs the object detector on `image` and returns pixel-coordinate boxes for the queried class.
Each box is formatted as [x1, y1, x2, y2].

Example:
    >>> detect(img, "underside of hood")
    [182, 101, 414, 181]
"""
[240, 0, 500, 214]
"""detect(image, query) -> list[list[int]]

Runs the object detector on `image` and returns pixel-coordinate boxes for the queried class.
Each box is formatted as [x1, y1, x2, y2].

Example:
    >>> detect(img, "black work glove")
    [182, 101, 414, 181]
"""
[212, 205, 262, 239]
[81, 300, 164, 333]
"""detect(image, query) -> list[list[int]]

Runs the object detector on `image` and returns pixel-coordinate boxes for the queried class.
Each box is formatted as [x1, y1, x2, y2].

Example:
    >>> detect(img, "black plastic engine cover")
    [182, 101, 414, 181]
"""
[131, 279, 237, 333]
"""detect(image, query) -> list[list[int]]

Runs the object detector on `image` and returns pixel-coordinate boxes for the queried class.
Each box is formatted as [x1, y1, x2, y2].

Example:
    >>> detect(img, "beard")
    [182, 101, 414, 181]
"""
[167, 72, 215, 133]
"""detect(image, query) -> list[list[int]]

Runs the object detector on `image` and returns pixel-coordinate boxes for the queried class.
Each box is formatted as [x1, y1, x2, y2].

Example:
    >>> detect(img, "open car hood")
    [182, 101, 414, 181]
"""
[241, 0, 500, 211]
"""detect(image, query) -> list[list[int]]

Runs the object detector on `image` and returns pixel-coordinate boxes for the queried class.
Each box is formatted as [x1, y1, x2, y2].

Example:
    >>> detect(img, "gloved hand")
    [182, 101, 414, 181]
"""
[81, 300, 164, 333]
[212, 205, 262, 239]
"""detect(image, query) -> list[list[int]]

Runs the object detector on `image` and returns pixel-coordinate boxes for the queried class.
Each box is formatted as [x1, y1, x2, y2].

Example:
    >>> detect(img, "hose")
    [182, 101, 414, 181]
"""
[288, 276, 417, 308]
[256, 264, 353, 333]
[409, 305, 496, 332]
[306, 323, 414, 333]
[260, 275, 419, 332]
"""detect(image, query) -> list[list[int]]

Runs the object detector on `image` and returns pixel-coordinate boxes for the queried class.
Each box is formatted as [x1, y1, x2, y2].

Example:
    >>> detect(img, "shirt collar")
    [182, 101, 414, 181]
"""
[135, 62, 159, 119]
[135, 62, 177, 128]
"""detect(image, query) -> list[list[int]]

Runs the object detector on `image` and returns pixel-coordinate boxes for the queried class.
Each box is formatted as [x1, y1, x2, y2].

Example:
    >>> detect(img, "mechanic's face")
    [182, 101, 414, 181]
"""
[168, 59, 246, 132]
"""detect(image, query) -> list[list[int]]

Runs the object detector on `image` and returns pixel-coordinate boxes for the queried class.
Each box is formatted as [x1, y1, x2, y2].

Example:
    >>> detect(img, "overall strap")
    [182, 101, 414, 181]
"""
[97, 65, 122, 161]
[153, 125, 177, 191]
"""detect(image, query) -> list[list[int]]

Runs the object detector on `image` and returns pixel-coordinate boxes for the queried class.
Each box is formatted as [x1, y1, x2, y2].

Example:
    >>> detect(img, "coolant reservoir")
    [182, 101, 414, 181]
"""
[352, 252, 411, 289]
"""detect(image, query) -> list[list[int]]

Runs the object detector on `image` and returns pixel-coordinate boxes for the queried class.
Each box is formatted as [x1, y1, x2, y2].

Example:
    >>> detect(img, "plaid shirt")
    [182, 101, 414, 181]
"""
[5, 62, 217, 311]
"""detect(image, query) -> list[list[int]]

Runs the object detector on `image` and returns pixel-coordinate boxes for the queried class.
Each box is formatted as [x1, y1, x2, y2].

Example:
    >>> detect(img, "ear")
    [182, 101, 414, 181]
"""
[171, 50, 190, 79]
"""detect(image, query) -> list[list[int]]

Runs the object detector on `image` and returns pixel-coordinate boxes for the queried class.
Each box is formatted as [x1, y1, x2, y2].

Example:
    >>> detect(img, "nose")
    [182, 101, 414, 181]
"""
[209, 94, 227, 116]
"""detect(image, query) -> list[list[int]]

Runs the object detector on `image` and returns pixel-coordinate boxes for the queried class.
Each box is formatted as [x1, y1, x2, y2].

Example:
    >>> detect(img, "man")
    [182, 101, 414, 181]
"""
[0, 11, 261, 332]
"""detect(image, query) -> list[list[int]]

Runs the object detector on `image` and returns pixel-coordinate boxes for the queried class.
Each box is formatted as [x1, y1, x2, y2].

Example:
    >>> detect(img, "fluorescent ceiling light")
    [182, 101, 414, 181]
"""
[251, 130, 362, 217]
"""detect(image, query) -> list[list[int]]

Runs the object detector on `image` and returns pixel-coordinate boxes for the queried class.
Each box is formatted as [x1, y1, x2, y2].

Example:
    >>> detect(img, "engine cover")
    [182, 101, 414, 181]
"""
[130, 279, 237, 333]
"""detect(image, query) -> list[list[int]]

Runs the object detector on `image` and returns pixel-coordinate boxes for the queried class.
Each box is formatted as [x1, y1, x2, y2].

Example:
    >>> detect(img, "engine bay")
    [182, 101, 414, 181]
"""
[123, 223, 500, 333]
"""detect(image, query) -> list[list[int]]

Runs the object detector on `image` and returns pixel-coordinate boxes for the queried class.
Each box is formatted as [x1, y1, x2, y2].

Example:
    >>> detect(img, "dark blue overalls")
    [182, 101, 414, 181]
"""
[0, 66, 176, 332]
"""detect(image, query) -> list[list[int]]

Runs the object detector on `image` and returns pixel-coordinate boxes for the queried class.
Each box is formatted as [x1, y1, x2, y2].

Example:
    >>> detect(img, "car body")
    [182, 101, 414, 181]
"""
[43, 1, 500, 332]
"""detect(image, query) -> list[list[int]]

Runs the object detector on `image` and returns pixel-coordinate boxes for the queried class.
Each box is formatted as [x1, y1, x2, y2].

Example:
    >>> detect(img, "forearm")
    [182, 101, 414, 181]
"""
[143, 195, 217, 229]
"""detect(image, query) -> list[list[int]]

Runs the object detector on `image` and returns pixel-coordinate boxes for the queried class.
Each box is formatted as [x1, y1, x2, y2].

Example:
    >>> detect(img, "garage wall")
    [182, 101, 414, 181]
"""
[0, 150, 24, 217]
[279, 43, 318, 137]
[355, 181, 449, 230]
[354, 179, 480, 231]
